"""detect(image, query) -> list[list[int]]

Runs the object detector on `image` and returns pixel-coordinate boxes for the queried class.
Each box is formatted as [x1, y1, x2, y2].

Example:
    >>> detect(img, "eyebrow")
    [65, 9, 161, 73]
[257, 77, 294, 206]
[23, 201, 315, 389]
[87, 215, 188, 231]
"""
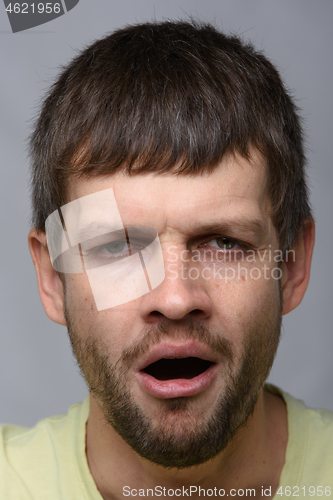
[72, 222, 125, 245]
[72, 223, 157, 246]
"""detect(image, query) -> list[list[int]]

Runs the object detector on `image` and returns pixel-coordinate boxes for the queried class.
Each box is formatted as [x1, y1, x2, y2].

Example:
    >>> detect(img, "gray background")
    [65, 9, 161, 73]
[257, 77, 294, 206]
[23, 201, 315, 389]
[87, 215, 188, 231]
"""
[0, 0, 332, 427]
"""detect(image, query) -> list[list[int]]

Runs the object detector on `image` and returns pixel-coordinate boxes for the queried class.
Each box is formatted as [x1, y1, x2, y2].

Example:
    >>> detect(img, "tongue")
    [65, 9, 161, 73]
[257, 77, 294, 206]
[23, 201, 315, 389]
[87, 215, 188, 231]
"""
[143, 357, 212, 381]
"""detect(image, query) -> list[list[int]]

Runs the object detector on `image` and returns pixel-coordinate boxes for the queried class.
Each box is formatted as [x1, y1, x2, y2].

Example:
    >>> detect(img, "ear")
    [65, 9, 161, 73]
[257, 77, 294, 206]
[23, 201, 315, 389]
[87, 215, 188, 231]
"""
[28, 228, 67, 325]
[281, 220, 315, 315]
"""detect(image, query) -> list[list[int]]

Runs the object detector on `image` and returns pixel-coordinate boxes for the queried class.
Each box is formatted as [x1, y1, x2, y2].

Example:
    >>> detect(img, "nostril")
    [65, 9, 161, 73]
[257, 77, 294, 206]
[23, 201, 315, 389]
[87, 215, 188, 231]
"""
[191, 309, 204, 315]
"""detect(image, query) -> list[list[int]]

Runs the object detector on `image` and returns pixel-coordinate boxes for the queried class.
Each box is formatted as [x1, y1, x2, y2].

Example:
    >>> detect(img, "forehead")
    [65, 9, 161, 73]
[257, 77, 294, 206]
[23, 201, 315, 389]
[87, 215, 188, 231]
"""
[67, 152, 270, 233]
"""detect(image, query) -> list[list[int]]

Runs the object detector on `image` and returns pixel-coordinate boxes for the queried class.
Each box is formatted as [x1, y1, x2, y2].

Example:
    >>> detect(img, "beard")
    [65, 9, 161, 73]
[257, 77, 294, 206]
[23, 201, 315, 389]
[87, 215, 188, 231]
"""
[64, 293, 282, 469]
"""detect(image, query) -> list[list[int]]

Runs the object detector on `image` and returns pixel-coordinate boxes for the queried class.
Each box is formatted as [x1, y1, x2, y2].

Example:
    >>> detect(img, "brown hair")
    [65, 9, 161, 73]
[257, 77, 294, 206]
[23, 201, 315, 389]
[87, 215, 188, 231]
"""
[29, 20, 312, 251]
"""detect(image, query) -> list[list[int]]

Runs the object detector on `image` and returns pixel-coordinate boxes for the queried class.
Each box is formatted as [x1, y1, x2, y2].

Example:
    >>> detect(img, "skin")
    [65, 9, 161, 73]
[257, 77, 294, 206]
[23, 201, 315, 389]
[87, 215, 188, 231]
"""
[29, 151, 315, 499]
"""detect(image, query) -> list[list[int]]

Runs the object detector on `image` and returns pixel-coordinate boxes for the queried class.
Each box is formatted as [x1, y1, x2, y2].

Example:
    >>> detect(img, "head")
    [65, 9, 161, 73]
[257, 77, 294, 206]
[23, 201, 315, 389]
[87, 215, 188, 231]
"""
[28, 20, 314, 468]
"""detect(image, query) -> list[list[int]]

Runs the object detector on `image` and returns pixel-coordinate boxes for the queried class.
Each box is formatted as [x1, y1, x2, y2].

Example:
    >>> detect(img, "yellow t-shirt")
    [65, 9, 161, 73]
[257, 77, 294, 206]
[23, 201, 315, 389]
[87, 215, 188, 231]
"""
[1, 386, 333, 499]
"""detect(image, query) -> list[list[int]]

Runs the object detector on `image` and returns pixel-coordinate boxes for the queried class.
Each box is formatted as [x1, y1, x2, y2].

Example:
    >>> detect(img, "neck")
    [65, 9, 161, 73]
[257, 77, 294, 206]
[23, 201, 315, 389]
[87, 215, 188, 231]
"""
[86, 388, 287, 500]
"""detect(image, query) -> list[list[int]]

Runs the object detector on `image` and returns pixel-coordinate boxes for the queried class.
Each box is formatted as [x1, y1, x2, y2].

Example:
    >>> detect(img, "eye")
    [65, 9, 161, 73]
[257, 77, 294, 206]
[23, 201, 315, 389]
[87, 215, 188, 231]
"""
[207, 237, 238, 250]
[103, 240, 128, 254]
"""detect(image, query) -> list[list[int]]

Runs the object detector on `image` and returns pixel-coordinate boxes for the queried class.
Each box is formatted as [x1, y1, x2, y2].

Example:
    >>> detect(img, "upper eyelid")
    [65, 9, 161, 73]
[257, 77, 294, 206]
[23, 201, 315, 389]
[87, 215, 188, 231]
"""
[202, 238, 242, 249]
[184, 219, 268, 248]
[208, 237, 237, 243]
[93, 240, 128, 252]
[81, 239, 127, 254]
[192, 234, 245, 247]
[92, 238, 150, 253]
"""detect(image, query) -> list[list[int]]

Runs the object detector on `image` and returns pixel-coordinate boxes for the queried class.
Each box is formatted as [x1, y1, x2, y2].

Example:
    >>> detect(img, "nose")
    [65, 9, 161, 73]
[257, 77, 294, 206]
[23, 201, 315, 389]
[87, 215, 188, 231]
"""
[139, 249, 213, 323]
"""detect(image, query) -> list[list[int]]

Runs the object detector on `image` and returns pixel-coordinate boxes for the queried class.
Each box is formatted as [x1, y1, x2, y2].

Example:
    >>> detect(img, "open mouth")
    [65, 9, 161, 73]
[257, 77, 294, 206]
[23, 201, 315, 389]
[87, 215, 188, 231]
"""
[142, 357, 214, 381]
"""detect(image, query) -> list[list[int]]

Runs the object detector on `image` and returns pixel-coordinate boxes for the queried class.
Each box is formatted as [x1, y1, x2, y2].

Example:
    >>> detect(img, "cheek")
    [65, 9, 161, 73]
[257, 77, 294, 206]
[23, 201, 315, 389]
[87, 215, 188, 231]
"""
[208, 272, 281, 346]
[64, 274, 95, 314]
[64, 273, 141, 354]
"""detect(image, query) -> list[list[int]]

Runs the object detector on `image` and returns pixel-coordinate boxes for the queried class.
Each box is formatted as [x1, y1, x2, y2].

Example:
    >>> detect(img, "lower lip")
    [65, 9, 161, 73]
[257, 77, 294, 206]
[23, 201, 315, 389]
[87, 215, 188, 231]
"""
[137, 364, 217, 399]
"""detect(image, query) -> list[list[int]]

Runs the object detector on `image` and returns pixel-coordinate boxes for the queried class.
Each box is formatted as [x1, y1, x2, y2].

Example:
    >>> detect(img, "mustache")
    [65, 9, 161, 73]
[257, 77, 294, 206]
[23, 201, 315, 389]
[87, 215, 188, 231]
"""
[119, 319, 234, 370]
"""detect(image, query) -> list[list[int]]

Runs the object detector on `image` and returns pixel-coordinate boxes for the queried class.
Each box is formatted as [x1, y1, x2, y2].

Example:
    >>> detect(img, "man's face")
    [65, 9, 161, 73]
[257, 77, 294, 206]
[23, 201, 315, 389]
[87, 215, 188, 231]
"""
[62, 152, 282, 468]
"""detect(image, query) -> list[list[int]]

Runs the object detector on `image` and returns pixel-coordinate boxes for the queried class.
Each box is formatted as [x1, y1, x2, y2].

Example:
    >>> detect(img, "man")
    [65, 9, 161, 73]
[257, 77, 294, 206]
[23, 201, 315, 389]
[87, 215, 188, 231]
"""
[1, 20, 331, 500]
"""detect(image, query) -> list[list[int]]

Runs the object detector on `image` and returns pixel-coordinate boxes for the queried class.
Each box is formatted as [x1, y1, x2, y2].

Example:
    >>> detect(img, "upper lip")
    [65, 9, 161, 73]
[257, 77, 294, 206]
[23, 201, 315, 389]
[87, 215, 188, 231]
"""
[138, 340, 219, 372]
